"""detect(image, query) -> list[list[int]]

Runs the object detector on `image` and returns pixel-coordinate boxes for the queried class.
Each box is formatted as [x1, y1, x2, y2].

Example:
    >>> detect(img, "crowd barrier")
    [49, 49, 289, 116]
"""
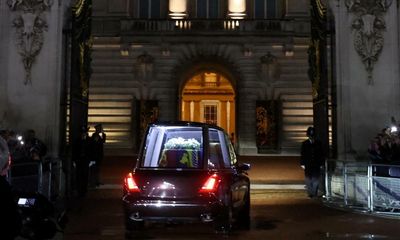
[7, 159, 63, 200]
[324, 160, 400, 218]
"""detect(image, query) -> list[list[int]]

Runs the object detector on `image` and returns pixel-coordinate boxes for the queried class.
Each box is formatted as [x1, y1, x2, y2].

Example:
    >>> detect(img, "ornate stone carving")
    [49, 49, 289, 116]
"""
[346, 0, 393, 84]
[260, 52, 280, 79]
[136, 52, 154, 78]
[260, 52, 280, 100]
[136, 52, 154, 99]
[8, 0, 53, 85]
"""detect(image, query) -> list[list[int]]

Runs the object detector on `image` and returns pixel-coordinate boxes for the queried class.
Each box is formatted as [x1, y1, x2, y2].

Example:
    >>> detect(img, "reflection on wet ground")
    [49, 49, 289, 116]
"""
[323, 233, 389, 239]
[63, 188, 400, 240]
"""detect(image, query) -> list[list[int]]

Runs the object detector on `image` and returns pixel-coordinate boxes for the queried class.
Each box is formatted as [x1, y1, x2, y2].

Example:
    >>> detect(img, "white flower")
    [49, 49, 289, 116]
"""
[164, 137, 200, 150]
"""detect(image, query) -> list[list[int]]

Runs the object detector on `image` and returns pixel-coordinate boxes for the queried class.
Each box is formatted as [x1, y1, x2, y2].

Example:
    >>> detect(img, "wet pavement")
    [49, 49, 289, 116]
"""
[62, 156, 400, 240]
[63, 188, 400, 240]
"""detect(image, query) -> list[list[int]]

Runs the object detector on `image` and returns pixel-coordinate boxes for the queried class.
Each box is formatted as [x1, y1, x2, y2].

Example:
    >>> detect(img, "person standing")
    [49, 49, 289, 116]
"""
[300, 126, 325, 198]
[75, 126, 92, 197]
[0, 136, 22, 239]
[91, 124, 106, 187]
[23, 129, 47, 162]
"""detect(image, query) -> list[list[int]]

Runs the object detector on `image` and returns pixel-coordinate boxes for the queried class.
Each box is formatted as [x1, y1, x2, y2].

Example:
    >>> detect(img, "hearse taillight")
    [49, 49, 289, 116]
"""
[199, 174, 220, 193]
[124, 172, 140, 193]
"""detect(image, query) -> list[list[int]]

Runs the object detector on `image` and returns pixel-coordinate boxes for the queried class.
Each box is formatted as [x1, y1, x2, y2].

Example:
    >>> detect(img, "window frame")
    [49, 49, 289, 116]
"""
[208, 128, 231, 169]
[225, 132, 237, 166]
[138, 0, 162, 19]
[196, 0, 219, 18]
[200, 100, 220, 126]
[254, 0, 277, 19]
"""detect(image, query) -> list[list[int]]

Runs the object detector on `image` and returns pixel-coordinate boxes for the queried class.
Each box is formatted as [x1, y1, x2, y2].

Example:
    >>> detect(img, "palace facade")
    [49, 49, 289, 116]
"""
[89, 0, 314, 155]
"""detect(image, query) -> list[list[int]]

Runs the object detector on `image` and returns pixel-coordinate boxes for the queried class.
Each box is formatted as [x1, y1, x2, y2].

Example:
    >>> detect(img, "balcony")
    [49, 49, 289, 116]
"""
[92, 17, 310, 38]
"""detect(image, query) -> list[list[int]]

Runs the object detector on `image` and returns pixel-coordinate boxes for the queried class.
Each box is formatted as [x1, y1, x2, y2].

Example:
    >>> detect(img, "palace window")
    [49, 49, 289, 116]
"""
[196, 0, 219, 18]
[254, 0, 277, 19]
[203, 104, 218, 125]
[139, 0, 161, 18]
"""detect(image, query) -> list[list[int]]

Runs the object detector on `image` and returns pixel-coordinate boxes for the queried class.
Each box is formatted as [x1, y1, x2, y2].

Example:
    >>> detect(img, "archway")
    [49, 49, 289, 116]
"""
[180, 71, 236, 140]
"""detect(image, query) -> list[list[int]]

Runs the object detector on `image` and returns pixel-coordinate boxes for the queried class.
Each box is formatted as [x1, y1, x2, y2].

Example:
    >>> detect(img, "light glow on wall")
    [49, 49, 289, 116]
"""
[228, 0, 246, 19]
[169, 0, 187, 19]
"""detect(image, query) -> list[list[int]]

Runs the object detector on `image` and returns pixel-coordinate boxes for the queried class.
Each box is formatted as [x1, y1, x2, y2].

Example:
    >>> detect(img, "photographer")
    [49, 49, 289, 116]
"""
[0, 136, 22, 239]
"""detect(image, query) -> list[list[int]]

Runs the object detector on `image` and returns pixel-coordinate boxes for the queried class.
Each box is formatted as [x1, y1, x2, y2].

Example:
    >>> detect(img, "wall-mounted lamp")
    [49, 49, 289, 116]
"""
[283, 44, 294, 57]
[162, 49, 170, 57]
[161, 44, 170, 57]
[169, 0, 187, 19]
[243, 48, 252, 57]
[228, 0, 246, 19]
[120, 43, 130, 57]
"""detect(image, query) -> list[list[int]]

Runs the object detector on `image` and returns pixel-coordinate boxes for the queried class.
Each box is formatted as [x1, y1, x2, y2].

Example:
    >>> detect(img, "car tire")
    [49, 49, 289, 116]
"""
[125, 218, 144, 231]
[125, 220, 145, 239]
[237, 190, 250, 230]
[125, 231, 133, 239]
[214, 205, 233, 233]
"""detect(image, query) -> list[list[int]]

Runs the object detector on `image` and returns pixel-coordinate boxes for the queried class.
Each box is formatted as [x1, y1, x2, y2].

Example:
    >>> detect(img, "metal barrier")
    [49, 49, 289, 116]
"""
[7, 159, 63, 200]
[324, 160, 400, 218]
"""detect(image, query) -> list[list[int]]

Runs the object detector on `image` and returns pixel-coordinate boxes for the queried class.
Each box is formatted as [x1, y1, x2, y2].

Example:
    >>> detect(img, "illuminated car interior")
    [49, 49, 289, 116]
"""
[142, 126, 203, 168]
[141, 126, 234, 170]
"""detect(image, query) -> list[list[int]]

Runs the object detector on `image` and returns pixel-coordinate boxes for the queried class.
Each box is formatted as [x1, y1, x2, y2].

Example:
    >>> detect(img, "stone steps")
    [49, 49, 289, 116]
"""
[90, 87, 138, 94]
[280, 93, 313, 151]
[87, 91, 135, 149]
[92, 66, 134, 73]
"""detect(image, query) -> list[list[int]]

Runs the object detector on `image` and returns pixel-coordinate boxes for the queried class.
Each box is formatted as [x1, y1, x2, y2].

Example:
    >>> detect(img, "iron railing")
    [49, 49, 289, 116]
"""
[324, 160, 400, 218]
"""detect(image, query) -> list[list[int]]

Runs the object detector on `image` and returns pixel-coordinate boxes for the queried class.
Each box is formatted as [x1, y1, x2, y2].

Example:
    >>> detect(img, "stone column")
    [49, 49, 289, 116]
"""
[193, 101, 201, 122]
[229, 100, 236, 135]
[182, 100, 191, 121]
[220, 101, 228, 130]
[4, 0, 71, 157]
[330, 0, 400, 160]
[0, 1, 10, 127]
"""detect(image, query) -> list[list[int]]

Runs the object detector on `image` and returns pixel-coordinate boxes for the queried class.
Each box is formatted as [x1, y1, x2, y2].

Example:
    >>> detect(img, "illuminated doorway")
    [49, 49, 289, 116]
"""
[181, 71, 236, 139]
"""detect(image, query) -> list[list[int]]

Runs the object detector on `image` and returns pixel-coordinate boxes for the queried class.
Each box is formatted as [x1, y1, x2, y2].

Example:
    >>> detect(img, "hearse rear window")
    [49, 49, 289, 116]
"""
[141, 126, 203, 169]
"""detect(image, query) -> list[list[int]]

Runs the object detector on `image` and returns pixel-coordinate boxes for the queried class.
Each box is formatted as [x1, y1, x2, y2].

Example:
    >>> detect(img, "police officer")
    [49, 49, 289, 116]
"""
[300, 127, 325, 198]
[91, 124, 106, 187]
